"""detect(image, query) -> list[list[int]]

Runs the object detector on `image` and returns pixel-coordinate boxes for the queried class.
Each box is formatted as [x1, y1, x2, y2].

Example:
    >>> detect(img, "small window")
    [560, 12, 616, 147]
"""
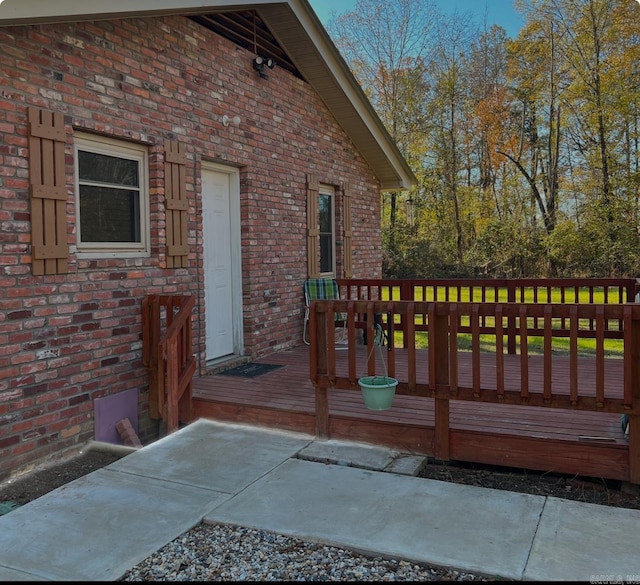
[319, 184, 336, 276]
[74, 134, 149, 258]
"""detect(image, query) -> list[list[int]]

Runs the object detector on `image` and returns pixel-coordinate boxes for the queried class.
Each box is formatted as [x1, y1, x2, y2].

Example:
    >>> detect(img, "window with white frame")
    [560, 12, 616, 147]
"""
[318, 183, 336, 276]
[74, 134, 149, 258]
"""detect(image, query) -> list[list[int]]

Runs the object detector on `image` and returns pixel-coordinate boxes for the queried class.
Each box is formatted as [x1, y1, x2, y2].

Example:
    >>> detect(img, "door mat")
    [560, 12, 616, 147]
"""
[217, 362, 283, 378]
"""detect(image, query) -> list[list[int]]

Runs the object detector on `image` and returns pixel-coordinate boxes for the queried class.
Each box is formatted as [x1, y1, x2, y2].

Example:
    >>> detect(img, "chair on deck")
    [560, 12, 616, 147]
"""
[303, 278, 347, 345]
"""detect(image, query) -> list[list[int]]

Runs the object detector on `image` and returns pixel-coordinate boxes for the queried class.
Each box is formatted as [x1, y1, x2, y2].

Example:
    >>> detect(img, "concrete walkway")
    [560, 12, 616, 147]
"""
[0, 419, 638, 581]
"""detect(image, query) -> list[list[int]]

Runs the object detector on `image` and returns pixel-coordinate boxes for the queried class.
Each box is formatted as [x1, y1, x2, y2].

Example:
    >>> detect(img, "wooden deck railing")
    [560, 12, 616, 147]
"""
[337, 278, 640, 353]
[308, 298, 640, 483]
[142, 295, 196, 433]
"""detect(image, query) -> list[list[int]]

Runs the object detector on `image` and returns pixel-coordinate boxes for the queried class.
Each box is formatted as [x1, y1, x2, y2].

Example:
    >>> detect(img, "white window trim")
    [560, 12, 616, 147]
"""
[73, 133, 150, 259]
[319, 183, 336, 277]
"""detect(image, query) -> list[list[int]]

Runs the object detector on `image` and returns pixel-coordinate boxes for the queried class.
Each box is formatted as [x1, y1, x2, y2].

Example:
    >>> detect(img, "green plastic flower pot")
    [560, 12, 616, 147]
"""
[358, 376, 398, 411]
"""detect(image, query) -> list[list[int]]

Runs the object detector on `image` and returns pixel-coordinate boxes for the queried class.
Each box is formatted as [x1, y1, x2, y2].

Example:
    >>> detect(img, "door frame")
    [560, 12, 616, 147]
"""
[201, 160, 244, 363]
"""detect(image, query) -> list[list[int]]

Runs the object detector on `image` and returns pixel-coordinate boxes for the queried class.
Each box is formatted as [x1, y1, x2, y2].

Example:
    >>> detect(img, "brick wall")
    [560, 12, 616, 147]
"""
[0, 15, 383, 478]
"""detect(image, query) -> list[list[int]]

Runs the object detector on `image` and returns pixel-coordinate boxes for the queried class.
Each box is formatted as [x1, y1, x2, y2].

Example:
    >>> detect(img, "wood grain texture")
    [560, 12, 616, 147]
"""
[193, 344, 630, 482]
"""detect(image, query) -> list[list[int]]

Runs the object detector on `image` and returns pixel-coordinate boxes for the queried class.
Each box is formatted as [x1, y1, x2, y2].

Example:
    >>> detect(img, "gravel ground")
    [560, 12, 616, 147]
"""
[119, 523, 494, 582]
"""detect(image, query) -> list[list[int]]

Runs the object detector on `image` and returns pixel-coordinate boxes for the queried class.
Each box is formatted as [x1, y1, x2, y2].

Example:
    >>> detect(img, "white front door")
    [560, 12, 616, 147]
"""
[201, 163, 243, 362]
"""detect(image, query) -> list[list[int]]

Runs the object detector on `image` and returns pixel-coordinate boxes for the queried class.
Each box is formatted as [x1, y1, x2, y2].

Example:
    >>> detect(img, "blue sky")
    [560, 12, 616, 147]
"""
[308, 0, 525, 38]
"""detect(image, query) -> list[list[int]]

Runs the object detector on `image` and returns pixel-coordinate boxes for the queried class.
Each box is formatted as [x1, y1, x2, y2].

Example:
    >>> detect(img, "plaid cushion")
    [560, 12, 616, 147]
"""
[305, 278, 340, 302]
[304, 278, 346, 322]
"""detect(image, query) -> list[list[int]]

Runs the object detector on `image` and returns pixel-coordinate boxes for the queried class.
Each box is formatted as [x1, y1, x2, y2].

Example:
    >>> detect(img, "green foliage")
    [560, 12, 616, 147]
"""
[385, 284, 625, 358]
[329, 0, 640, 279]
[395, 330, 623, 358]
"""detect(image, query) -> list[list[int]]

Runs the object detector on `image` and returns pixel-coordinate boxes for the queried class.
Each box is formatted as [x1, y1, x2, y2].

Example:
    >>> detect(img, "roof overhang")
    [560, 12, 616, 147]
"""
[0, 0, 417, 191]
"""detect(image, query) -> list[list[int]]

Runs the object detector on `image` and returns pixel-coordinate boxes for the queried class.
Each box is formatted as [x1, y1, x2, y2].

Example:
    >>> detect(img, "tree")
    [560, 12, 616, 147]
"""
[426, 14, 478, 263]
[328, 0, 640, 278]
[328, 0, 437, 262]
[500, 13, 567, 237]
[542, 0, 639, 274]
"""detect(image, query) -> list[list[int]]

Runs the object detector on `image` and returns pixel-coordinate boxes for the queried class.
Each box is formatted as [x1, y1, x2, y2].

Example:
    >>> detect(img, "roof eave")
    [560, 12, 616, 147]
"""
[260, 1, 416, 190]
[0, 0, 277, 25]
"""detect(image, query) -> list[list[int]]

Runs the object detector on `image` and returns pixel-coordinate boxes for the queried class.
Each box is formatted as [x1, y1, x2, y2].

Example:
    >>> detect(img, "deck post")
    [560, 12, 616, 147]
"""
[629, 416, 640, 485]
[631, 278, 640, 303]
[400, 280, 413, 348]
[628, 306, 640, 484]
[434, 398, 450, 461]
[431, 305, 450, 461]
[507, 281, 516, 354]
[315, 385, 329, 439]
[313, 308, 330, 439]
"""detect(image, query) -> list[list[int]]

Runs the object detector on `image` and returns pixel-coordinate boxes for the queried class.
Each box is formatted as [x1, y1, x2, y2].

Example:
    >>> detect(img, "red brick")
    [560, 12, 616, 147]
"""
[0, 14, 382, 477]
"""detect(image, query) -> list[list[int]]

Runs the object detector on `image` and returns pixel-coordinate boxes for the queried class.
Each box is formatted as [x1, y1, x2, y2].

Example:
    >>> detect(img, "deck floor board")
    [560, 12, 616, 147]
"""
[193, 344, 630, 481]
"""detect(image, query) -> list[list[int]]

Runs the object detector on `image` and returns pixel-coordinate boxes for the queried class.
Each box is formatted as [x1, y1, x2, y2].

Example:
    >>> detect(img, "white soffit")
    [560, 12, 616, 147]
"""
[0, 0, 277, 23]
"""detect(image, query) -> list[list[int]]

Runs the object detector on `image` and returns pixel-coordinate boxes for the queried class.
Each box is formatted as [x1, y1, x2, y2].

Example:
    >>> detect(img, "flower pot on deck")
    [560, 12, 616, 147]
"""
[358, 376, 398, 411]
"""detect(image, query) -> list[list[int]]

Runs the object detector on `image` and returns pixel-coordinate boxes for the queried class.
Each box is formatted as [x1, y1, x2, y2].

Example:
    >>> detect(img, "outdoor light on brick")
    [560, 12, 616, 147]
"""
[222, 114, 241, 127]
[253, 55, 275, 79]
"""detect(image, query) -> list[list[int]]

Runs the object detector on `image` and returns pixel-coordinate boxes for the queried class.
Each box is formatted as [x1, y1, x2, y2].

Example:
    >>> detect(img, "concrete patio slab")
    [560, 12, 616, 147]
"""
[1, 419, 637, 582]
[297, 438, 401, 470]
[110, 418, 314, 493]
[205, 457, 545, 580]
[525, 496, 640, 582]
[0, 468, 229, 581]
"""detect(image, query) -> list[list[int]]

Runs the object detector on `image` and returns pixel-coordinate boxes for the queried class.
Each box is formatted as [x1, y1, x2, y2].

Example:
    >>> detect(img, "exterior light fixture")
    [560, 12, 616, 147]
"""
[253, 55, 275, 79]
[222, 114, 241, 127]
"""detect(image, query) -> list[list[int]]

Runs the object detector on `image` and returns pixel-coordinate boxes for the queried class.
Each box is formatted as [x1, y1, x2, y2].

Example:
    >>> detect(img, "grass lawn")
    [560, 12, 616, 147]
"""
[381, 286, 625, 358]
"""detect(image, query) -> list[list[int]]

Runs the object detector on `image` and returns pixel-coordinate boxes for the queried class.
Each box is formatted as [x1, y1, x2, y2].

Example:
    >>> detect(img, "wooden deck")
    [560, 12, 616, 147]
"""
[192, 344, 631, 482]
